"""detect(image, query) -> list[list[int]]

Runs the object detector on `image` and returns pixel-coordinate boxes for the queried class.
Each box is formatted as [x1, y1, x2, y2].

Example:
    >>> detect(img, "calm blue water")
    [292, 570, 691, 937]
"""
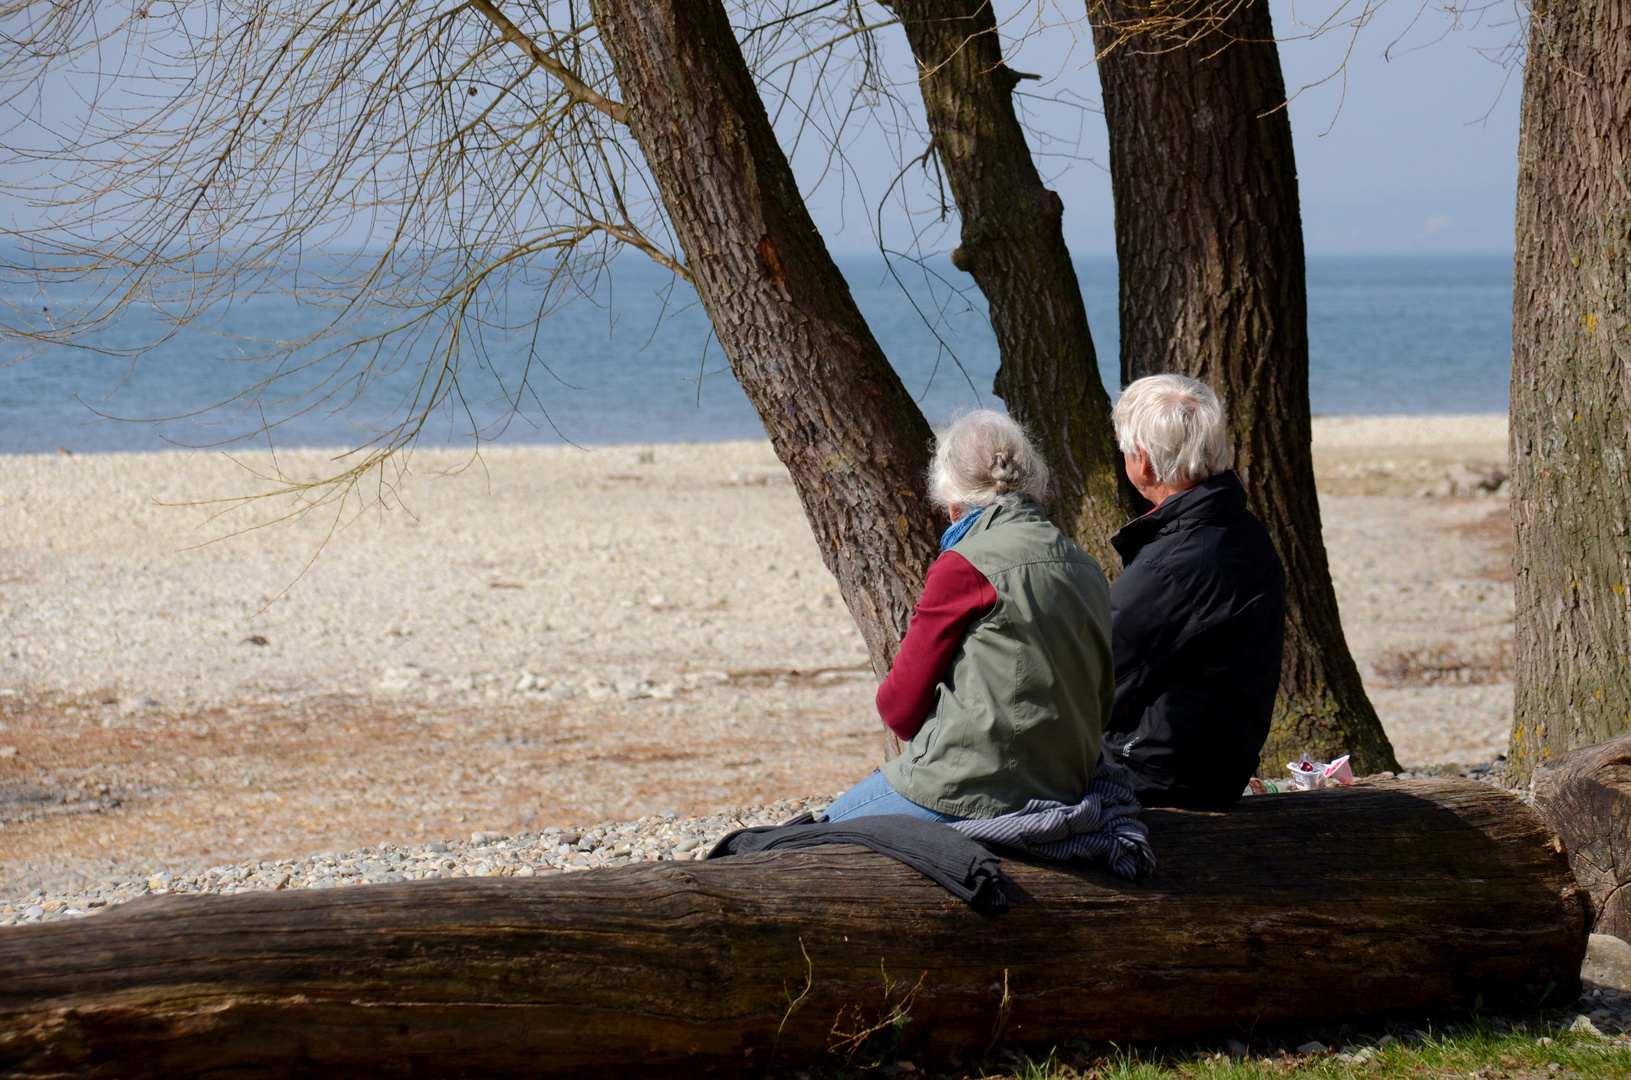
[0, 254, 1510, 453]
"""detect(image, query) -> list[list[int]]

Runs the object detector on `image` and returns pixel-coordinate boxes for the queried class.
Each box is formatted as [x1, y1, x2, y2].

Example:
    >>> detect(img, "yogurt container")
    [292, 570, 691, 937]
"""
[1287, 762, 1326, 790]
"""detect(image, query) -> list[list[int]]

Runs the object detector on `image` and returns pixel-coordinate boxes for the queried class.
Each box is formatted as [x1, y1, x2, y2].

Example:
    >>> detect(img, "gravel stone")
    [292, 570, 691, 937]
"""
[1585, 933, 1631, 993]
[0, 793, 812, 916]
[0, 794, 825, 923]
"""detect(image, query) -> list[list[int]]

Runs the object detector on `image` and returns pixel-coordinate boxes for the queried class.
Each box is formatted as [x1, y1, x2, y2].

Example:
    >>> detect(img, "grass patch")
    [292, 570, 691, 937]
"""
[1024, 1027, 1627, 1079]
[769, 1015, 1631, 1080]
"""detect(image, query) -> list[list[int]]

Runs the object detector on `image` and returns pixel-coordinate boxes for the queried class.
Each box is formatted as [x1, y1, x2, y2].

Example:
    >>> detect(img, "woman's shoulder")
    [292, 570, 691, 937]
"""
[962, 504, 1078, 560]
[962, 524, 1108, 607]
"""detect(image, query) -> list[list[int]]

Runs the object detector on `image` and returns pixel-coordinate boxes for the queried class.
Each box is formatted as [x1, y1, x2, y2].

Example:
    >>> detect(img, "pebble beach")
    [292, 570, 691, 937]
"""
[1, 416, 1520, 923]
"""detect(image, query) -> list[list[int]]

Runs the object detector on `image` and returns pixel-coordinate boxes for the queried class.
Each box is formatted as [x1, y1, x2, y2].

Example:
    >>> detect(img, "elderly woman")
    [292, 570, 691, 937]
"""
[823, 410, 1113, 823]
[1104, 374, 1286, 808]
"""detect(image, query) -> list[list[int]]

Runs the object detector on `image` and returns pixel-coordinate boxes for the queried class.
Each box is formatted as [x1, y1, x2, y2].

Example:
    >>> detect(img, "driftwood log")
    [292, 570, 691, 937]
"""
[0, 779, 1586, 1079]
[1533, 732, 1631, 943]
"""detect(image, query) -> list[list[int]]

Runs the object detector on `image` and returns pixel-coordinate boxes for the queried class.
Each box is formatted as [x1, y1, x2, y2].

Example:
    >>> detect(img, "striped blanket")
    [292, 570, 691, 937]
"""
[948, 758, 1157, 881]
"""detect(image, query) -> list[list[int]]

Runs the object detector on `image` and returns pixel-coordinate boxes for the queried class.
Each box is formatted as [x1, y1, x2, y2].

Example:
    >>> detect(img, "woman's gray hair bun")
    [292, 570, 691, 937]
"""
[929, 410, 1050, 512]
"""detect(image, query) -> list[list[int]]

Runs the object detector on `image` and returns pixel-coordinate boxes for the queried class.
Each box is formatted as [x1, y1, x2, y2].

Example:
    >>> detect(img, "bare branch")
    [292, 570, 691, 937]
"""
[465, 0, 629, 123]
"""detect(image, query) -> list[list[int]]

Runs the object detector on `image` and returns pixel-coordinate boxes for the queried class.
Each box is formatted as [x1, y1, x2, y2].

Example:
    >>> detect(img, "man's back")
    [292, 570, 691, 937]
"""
[1104, 470, 1285, 807]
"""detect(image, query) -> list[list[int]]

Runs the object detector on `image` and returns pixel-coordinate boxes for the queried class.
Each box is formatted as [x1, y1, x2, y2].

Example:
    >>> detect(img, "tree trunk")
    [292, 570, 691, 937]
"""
[1087, 0, 1398, 776]
[884, 0, 1135, 572]
[1532, 732, 1631, 945]
[585, 0, 940, 699]
[0, 779, 1585, 1079]
[1505, 0, 1631, 786]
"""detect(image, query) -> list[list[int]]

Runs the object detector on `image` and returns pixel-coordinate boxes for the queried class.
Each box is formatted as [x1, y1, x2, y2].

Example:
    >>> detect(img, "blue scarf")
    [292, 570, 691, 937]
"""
[940, 507, 984, 551]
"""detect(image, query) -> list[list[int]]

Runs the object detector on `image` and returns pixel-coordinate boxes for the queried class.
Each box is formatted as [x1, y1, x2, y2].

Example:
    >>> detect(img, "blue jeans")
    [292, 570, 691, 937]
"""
[823, 770, 966, 823]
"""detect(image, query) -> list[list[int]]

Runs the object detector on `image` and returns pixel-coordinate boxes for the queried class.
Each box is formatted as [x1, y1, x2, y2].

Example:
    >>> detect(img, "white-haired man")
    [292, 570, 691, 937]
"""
[1105, 374, 1286, 807]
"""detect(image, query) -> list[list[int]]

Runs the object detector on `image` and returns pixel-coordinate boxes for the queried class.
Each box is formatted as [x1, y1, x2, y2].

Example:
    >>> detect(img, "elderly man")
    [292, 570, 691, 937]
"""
[1103, 374, 1286, 808]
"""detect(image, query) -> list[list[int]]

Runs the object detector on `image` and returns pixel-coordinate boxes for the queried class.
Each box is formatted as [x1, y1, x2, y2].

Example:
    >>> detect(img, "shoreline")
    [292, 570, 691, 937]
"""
[1, 412, 1509, 461]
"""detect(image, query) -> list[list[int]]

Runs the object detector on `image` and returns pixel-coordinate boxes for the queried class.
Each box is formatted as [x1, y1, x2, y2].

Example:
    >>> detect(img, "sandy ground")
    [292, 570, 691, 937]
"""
[0, 416, 1513, 895]
[1311, 415, 1514, 767]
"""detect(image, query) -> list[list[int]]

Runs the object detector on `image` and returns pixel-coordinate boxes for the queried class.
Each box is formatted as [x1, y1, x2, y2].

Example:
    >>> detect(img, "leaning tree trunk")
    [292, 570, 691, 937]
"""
[585, 0, 939, 762]
[0, 780, 1586, 1079]
[1504, 0, 1631, 787]
[884, 0, 1135, 572]
[1087, 0, 1399, 776]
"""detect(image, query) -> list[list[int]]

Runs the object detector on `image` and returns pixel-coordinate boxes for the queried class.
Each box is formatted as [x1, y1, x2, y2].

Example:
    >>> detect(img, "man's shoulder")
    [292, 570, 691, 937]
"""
[1216, 508, 1285, 579]
[1126, 515, 1215, 567]
[1109, 541, 1186, 608]
[1125, 509, 1280, 586]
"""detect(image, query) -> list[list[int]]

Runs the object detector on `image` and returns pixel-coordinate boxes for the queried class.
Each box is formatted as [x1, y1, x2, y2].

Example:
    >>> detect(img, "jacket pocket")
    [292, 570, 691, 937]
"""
[909, 715, 942, 764]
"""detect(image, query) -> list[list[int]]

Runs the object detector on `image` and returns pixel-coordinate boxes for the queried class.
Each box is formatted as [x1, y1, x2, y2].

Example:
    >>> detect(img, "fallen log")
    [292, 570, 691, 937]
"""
[1533, 732, 1631, 943]
[0, 778, 1586, 1079]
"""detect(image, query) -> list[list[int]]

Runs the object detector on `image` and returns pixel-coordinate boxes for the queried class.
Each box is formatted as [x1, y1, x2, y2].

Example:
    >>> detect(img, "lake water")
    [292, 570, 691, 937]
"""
[0, 254, 1511, 453]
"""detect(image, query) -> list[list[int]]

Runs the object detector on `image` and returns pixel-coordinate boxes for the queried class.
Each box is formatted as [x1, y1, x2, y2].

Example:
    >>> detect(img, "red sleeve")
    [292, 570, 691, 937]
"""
[876, 551, 998, 741]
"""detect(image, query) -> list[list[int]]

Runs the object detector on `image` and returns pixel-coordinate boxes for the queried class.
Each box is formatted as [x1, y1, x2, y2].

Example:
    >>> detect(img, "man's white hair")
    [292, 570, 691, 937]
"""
[1112, 373, 1231, 486]
[929, 409, 1050, 512]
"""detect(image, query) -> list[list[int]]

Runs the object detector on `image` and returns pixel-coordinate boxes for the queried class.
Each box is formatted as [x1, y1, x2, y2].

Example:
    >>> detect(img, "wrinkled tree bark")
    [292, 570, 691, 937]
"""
[1532, 732, 1631, 944]
[884, 0, 1135, 573]
[1087, 0, 1398, 776]
[0, 780, 1586, 1079]
[586, 0, 940, 690]
[1505, 0, 1631, 786]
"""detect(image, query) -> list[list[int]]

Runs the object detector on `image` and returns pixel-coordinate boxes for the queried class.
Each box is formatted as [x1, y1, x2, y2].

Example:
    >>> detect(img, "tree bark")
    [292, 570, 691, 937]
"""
[1533, 732, 1631, 944]
[1505, 0, 1631, 786]
[584, 0, 941, 701]
[0, 779, 1585, 1079]
[1086, 0, 1398, 776]
[884, 0, 1135, 572]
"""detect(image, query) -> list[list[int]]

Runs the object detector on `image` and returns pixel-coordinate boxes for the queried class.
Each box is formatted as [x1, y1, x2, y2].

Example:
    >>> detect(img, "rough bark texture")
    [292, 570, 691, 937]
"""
[884, 0, 1135, 572]
[0, 779, 1587, 1079]
[1505, 0, 1631, 786]
[1087, 0, 1397, 776]
[585, 0, 940, 695]
[1533, 733, 1631, 944]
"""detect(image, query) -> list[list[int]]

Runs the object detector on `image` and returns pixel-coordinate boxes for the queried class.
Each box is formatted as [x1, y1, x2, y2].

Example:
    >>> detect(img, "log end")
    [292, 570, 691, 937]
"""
[1533, 733, 1631, 944]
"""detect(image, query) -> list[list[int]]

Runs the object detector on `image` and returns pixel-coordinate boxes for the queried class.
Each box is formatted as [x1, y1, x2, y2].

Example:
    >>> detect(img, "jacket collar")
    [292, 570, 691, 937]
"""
[1110, 470, 1249, 566]
[952, 496, 1049, 546]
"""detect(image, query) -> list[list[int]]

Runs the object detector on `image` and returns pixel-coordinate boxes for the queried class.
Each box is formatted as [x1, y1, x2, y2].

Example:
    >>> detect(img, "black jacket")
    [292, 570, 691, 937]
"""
[708, 812, 1008, 911]
[1103, 471, 1285, 808]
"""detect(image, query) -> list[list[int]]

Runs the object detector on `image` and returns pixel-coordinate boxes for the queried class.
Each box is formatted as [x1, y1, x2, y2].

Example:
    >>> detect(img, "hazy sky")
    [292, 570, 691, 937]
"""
[1265, 0, 1522, 254]
[799, 0, 1525, 256]
[0, 1, 1524, 260]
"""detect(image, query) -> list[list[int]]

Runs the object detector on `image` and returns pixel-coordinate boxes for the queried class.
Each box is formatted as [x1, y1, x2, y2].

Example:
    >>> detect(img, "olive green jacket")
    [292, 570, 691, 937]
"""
[882, 498, 1113, 818]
